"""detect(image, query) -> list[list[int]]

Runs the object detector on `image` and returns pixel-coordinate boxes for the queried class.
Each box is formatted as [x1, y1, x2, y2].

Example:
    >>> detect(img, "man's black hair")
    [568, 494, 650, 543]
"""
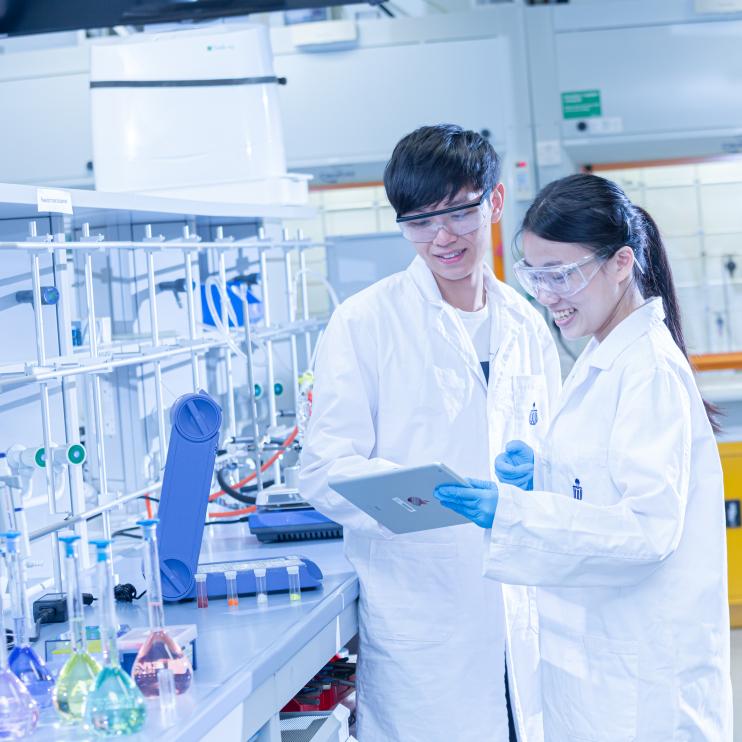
[383, 124, 502, 217]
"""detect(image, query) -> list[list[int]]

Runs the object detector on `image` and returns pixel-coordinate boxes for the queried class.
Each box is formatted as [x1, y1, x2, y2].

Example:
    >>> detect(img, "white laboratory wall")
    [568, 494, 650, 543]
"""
[599, 160, 742, 356]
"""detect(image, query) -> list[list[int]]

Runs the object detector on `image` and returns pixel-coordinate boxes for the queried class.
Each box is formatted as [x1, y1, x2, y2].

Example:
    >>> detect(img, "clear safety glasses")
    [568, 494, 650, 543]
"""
[513, 254, 603, 298]
[396, 189, 492, 243]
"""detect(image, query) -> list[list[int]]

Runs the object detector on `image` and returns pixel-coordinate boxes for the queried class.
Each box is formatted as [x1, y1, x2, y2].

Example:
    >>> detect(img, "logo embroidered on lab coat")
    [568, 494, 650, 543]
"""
[529, 403, 538, 426]
[572, 479, 583, 500]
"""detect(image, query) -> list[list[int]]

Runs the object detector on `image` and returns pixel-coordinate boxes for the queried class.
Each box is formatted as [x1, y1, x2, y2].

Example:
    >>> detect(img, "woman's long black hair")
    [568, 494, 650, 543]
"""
[522, 173, 720, 432]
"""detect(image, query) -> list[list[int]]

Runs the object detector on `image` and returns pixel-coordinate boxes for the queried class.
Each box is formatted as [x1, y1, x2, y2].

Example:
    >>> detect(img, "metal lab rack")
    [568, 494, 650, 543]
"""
[0, 184, 326, 593]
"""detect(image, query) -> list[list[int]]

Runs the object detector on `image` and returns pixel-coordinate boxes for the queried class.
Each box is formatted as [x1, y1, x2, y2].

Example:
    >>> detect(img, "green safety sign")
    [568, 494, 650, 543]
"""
[561, 90, 602, 119]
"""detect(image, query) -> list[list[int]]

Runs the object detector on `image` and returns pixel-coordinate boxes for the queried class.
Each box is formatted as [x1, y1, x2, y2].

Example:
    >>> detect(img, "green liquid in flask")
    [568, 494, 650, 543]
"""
[86, 666, 146, 736]
[54, 536, 101, 722]
[85, 540, 146, 737]
[53, 650, 100, 722]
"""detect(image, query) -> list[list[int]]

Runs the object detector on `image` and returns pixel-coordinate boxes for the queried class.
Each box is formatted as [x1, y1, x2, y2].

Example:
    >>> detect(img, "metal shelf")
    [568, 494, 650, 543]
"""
[0, 319, 327, 388]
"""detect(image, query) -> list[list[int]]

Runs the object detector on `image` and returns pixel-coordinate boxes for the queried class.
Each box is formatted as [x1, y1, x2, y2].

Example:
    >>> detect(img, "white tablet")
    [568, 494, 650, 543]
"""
[328, 463, 470, 534]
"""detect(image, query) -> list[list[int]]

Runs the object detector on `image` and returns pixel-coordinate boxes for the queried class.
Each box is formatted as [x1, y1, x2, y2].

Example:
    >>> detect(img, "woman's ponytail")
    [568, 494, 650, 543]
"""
[634, 206, 722, 433]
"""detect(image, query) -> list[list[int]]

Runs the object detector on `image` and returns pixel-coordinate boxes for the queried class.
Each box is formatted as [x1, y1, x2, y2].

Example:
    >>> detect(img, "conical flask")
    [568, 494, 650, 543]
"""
[53, 534, 100, 722]
[131, 519, 192, 697]
[0, 531, 54, 708]
[0, 555, 39, 738]
[84, 540, 146, 736]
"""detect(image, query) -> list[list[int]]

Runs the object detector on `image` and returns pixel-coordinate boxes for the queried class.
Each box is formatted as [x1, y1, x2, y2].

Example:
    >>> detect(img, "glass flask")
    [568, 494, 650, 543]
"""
[53, 534, 101, 722]
[84, 540, 146, 736]
[0, 557, 39, 738]
[0, 531, 55, 708]
[131, 520, 192, 697]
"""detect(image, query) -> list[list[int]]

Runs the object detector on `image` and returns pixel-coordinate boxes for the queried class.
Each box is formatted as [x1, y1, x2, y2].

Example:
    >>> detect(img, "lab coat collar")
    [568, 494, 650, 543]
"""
[587, 297, 666, 371]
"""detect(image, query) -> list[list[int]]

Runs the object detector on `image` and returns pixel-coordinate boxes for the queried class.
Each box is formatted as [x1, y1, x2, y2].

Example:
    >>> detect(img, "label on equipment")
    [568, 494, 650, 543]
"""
[36, 188, 73, 215]
[561, 90, 602, 119]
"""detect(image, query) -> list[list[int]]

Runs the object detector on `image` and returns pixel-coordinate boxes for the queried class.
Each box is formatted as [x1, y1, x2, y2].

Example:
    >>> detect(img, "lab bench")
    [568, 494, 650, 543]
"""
[31, 532, 358, 742]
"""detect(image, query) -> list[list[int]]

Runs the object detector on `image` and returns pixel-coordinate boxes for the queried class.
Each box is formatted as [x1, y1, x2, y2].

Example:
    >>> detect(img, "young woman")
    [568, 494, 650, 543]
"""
[436, 173, 732, 741]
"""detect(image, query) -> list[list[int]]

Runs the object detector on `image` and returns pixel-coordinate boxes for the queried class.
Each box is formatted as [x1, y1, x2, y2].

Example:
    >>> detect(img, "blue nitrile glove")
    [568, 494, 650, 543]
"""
[495, 440, 534, 491]
[434, 478, 499, 529]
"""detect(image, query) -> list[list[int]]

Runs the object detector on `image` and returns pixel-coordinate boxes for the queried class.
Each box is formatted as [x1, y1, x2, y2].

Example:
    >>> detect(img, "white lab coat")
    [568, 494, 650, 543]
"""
[300, 256, 562, 742]
[485, 298, 733, 741]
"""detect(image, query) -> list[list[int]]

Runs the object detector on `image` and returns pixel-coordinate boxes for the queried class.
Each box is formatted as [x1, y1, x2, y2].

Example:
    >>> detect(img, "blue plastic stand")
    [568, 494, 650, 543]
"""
[156, 391, 323, 602]
[157, 392, 222, 601]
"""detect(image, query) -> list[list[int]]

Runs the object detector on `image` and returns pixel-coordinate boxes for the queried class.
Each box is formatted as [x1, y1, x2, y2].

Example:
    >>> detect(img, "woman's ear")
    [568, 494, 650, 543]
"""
[613, 246, 636, 282]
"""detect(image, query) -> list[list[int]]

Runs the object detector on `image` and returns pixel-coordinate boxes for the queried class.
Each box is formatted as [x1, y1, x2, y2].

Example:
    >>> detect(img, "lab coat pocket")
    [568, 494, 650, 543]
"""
[544, 445, 612, 505]
[366, 539, 458, 644]
[510, 374, 548, 446]
[541, 630, 638, 741]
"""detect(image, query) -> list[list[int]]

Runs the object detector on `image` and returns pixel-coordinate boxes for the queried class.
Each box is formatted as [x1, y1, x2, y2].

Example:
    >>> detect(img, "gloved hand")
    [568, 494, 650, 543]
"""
[434, 478, 499, 529]
[495, 440, 534, 491]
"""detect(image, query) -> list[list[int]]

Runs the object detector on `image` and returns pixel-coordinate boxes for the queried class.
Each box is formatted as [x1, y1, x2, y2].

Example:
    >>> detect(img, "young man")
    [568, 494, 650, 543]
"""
[300, 124, 561, 741]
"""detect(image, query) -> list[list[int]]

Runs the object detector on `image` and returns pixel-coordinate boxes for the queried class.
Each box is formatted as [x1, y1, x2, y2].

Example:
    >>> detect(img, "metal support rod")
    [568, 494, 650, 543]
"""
[84, 251, 111, 529]
[146, 250, 168, 462]
[31, 254, 58, 512]
[218, 249, 237, 438]
[284, 246, 300, 418]
[258, 247, 281, 485]
[0, 238, 327, 252]
[54, 243, 90, 566]
[240, 290, 264, 496]
[30, 249, 63, 590]
[183, 227, 201, 390]
[0, 321, 327, 389]
[299, 246, 313, 366]
[101, 508, 112, 541]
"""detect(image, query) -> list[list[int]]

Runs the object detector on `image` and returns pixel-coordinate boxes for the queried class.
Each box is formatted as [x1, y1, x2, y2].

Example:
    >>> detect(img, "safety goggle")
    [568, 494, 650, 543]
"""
[396, 189, 492, 243]
[513, 254, 603, 298]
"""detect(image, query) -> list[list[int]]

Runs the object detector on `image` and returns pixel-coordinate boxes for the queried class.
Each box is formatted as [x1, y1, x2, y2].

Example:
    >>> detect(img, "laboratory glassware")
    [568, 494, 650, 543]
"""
[287, 565, 301, 603]
[254, 568, 268, 606]
[131, 519, 192, 697]
[0, 558, 39, 738]
[225, 570, 238, 608]
[157, 668, 176, 727]
[53, 534, 101, 722]
[84, 540, 146, 736]
[0, 531, 55, 707]
[195, 573, 208, 609]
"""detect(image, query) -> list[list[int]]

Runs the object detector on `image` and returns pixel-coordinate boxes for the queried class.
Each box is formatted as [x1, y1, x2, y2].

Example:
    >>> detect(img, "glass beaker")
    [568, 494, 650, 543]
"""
[84, 540, 146, 736]
[131, 520, 192, 697]
[0, 531, 55, 708]
[0, 557, 39, 738]
[53, 534, 101, 722]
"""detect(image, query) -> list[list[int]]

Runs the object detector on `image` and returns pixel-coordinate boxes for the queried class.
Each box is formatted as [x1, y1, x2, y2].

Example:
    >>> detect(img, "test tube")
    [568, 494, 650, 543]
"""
[254, 567, 268, 606]
[158, 668, 177, 727]
[225, 570, 239, 608]
[287, 565, 301, 603]
[195, 573, 208, 609]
